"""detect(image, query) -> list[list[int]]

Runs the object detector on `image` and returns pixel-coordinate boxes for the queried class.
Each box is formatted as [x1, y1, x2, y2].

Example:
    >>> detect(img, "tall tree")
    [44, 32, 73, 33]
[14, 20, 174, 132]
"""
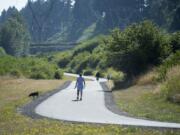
[0, 12, 30, 56]
[1, 0, 179, 43]
[21, 0, 73, 42]
[94, 0, 145, 30]
[0, 7, 19, 24]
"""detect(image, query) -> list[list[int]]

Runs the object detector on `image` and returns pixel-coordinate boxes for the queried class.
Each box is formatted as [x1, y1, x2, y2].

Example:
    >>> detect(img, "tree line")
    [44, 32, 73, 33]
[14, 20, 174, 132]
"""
[54, 21, 180, 78]
[0, 0, 179, 43]
[0, 10, 30, 56]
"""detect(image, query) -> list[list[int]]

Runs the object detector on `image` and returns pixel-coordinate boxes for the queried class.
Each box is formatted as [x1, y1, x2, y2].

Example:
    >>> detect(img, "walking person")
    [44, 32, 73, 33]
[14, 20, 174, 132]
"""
[75, 74, 85, 100]
[96, 71, 100, 81]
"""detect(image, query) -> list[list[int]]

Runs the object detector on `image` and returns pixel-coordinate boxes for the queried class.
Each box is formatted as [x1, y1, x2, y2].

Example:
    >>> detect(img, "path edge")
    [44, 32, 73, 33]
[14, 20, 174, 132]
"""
[17, 80, 180, 130]
[18, 81, 71, 119]
[100, 82, 130, 117]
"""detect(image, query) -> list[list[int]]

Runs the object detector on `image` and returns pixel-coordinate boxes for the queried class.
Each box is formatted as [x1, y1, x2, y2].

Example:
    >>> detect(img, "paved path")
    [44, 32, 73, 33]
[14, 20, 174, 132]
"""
[35, 73, 180, 129]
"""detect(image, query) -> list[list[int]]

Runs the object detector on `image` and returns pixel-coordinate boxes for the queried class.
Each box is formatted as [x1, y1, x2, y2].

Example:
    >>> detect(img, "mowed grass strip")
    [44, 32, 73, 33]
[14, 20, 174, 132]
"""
[0, 77, 179, 135]
[113, 84, 180, 123]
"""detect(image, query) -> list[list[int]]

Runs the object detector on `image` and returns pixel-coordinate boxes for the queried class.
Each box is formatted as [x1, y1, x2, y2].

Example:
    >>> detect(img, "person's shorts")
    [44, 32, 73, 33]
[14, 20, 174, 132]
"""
[77, 86, 83, 91]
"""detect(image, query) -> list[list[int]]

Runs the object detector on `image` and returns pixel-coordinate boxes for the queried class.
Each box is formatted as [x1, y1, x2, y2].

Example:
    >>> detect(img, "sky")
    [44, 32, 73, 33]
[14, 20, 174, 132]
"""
[0, 0, 75, 15]
[0, 0, 28, 14]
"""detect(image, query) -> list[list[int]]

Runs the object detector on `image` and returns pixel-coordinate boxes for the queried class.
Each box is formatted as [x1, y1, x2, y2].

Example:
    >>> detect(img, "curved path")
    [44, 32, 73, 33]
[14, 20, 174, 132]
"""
[35, 73, 180, 129]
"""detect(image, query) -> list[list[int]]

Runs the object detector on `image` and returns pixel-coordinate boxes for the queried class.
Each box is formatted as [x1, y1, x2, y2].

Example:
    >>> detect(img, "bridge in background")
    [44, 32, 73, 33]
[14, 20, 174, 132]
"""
[30, 42, 79, 54]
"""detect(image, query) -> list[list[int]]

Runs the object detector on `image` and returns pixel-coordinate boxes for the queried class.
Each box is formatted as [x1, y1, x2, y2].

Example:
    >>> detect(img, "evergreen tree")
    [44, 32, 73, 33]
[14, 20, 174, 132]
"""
[1, 0, 179, 43]
[0, 7, 19, 24]
[0, 12, 30, 56]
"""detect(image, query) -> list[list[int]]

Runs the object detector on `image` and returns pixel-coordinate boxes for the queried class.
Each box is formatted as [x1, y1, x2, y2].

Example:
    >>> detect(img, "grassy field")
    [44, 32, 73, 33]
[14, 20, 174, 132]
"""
[113, 84, 180, 123]
[0, 77, 179, 135]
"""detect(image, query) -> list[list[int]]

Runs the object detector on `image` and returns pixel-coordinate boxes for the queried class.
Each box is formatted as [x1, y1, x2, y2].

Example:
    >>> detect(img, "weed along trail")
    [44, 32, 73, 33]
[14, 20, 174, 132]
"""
[35, 73, 180, 129]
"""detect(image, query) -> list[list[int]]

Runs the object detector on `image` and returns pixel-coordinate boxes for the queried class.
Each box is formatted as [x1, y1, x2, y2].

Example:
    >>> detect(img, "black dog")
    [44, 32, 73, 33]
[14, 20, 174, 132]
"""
[28, 92, 39, 99]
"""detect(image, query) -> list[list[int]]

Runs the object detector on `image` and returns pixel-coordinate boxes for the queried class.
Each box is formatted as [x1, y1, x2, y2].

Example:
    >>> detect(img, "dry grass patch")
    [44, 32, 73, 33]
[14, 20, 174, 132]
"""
[166, 65, 180, 80]
[135, 69, 158, 85]
[0, 77, 179, 134]
[113, 84, 180, 123]
[160, 65, 180, 103]
[106, 80, 114, 91]
[0, 77, 65, 108]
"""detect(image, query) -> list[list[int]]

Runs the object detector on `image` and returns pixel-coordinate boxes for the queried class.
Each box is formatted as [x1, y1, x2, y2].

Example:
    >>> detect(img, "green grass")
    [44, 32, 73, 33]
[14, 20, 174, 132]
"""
[113, 84, 180, 123]
[0, 77, 179, 134]
[0, 55, 63, 79]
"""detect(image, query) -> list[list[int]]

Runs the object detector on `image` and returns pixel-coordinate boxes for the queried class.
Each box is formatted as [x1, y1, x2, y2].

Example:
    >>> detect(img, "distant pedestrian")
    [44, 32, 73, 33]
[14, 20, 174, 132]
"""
[96, 72, 100, 81]
[75, 74, 85, 100]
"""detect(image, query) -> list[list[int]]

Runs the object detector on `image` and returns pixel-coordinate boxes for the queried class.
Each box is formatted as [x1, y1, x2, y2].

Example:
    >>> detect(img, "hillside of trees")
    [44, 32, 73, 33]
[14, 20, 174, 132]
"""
[51, 21, 179, 76]
[0, 10, 30, 56]
[0, 0, 180, 43]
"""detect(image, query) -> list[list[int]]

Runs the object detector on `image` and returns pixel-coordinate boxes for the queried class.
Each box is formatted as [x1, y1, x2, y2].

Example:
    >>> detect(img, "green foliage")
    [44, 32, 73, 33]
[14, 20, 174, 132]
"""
[0, 55, 59, 79]
[55, 38, 102, 73]
[106, 68, 124, 81]
[73, 37, 100, 56]
[0, 47, 6, 56]
[170, 31, 180, 52]
[68, 52, 92, 73]
[157, 51, 180, 104]
[162, 76, 180, 103]
[52, 51, 73, 68]
[105, 21, 172, 75]
[114, 84, 180, 123]
[21, 0, 73, 42]
[83, 68, 93, 76]
[10, 69, 22, 78]
[160, 65, 180, 104]
[1, 0, 179, 44]
[0, 12, 30, 56]
[54, 69, 63, 79]
[51, 21, 178, 84]
[158, 51, 180, 80]
[30, 72, 48, 80]
[65, 36, 106, 74]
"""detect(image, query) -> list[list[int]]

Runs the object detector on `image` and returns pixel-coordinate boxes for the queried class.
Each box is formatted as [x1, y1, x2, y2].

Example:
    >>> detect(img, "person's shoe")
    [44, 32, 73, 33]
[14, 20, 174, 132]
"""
[80, 98, 82, 101]
[76, 97, 79, 100]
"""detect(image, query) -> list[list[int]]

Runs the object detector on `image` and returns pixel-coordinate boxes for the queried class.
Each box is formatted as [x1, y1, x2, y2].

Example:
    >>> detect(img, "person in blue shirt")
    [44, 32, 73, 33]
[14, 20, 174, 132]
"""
[75, 74, 85, 100]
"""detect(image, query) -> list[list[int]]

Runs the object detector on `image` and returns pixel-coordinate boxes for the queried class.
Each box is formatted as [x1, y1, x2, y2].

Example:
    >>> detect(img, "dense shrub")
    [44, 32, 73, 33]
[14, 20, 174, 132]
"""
[73, 38, 100, 56]
[170, 31, 180, 53]
[10, 69, 22, 78]
[0, 55, 59, 79]
[106, 68, 125, 81]
[68, 52, 91, 73]
[160, 65, 180, 103]
[105, 21, 172, 75]
[54, 69, 63, 79]
[0, 13, 30, 56]
[158, 51, 180, 80]
[50, 21, 178, 84]
[92, 42, 107, 69]
[83, 68, 93, 75]
[52, 51, 72, 68]
[30, 72, 48, 79]
[135, 69, 158, 85]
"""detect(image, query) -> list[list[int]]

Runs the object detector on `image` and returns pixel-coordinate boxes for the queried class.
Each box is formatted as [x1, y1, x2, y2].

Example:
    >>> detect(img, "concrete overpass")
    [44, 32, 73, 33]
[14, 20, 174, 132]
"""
[30, 42, 78, 54]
